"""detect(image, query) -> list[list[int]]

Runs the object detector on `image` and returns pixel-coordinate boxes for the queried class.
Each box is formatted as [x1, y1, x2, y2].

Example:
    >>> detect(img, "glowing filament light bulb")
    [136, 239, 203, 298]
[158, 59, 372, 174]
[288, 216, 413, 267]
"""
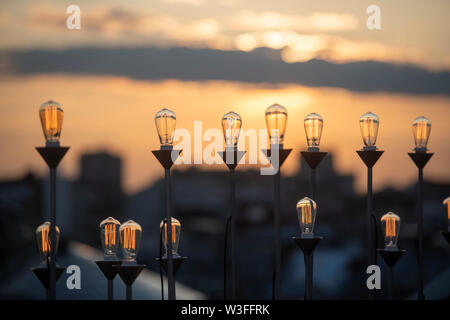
[99, 217, 120, 260]
[296, 197, 317, 238]
[160, 217, 181, 257]
[119, 220, 142, 264]
[39, 100, 63, 146]
[265, 103, 287, 147]
[359, 111, 379, 150]
[412, 116, 431, 152]
[444, 197, 450, 231]
[222, 111, 242, 149]
[36, 221, 60, 264]
[155, 108, 176, 148]
[381, 212, 400, 250]
[304, 113, 323, 151]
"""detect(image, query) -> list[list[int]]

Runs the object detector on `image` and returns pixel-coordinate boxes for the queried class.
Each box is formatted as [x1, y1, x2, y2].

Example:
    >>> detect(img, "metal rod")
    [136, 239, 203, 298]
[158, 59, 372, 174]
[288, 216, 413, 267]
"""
[107, 279, 113, 300]
[417, 168, 424, 300]
[273, 169, 281, 299]
[230, 168, 236, 299]
[305, 253, 314, 300]
[311, 168, 316, 201]
[165, 168, 175, 300]
[126, 285, 132, 300]
[49, 167, 56, 300]
[367, 167, 375, 300]
[388, 266, 394, 300]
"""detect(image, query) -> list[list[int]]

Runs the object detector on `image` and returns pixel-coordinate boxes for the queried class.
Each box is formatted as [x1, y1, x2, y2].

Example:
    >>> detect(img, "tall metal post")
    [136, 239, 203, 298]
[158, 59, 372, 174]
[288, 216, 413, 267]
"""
[378, 248, 405, 300]
[165, 168, 175, 300]
[408, 151, 432, 300]
[417, 167, 424, 300]
[273, 169, 281, 299]
[230, 168, 236, 299]
[293, 236, 322, 300]
[107, 279, 113, 300]
[35, 146, 69, 300]
[49, 167, 56, 300]
[356, 149, 383, 300]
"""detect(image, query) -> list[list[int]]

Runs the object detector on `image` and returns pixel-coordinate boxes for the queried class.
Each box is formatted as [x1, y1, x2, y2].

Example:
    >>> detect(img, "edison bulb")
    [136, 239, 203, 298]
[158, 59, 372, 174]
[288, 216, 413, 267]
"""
[444, 197, 450, 231]
[119, 220, 142, 263]
[39, 100, 63, 146]
[296, 197, 317, 238]
[265, 103, 287, 146]
[155, 108, 176, 148]
[412, 116, 431, 152]
[222, 111, 242, 149]
[99, 217, 120, 260]
[359, 111, 379, 150]
[304, 113, 323, 151]
[36, 221, 60, 264]
[160, 217, 181, 257]
[381, 212, 400, 250]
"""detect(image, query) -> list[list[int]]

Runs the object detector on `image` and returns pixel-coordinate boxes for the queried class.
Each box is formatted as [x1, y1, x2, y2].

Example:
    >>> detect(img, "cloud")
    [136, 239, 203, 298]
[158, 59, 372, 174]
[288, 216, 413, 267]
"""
[227, 10, 359, 33]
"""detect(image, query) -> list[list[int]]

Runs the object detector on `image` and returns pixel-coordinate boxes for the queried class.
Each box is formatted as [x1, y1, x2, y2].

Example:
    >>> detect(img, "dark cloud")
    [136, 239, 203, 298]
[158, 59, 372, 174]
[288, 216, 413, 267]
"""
[2, 46, 450, 95]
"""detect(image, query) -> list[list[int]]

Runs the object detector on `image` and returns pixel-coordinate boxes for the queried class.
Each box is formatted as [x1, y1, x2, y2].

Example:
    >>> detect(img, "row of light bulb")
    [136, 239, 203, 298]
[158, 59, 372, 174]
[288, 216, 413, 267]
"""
[36, 217, 182, 264]
[39, 101, 432, 152]
[298, 197, 450, 250]
[36, 197, 450, 263]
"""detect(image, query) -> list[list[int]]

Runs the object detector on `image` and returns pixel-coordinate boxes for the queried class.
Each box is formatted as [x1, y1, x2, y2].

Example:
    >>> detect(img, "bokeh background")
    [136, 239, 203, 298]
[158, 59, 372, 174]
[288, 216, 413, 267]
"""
[0, 0, 449, 299]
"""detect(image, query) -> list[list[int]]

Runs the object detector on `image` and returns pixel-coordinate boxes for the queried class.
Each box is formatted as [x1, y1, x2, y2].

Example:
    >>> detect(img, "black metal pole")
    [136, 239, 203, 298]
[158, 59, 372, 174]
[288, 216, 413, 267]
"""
[49, 167, 56, 300]
[417, 167, 424, 300]
[311, 168, 316, 200]
[107, 279, 113, 300]
[273, 169, 281, 299]
[367, 166, 375, 300]
[126, 285, 132, 300]
[388, 265, 394, 300]
[230, 168, 236, 299]
[165, 168, 175, 300]
[305, 253, 314, 300]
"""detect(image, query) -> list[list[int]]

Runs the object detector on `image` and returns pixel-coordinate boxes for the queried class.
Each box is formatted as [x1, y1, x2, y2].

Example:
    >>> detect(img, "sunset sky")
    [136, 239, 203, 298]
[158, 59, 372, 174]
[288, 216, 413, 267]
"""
[0, 1, 449, 194]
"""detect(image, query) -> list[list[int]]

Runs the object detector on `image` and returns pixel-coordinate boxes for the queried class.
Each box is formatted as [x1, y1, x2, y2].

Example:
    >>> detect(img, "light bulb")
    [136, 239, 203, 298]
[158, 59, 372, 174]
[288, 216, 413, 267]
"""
[160, 217, 181, 257]
[222, 111, 242, 149]
[304, 113, 323, 151]
[155, 108, 176, 148]
[381, 212, 400, 250]
[359, 111, 379, 150]
[296, 197, 317, 238]
[119, 220, 142, 263]
[36, 221, 60, 264]
[99, 217, 120, 260]
[265, 103, 287, 146]
[39, 100, 63, 146]
[412, 116, 431, 152]
[443, 196, 450, 231]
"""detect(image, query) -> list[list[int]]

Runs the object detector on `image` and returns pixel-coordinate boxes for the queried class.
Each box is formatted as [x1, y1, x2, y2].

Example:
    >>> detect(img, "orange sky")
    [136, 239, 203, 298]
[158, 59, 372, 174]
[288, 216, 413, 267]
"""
[1, 74, 448, 194]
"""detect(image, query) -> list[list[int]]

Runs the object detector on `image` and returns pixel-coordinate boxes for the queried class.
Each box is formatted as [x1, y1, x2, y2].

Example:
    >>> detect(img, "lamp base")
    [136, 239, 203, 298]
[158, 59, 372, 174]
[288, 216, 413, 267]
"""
[408, 152, 433, 169]
[300, 151, 327, 169]
[96, 260, 122, 280]
[36, 146, 70, 168]
[152, 149, 182, 170]
[377, 249, 405, 267]
[292, 236, 323, 256]
[156, 256, 187, 275]
[114, 264, 146, 286]
[356, 150, 384, 168]
[261, 148, 292, 168]
[442, 231, 450, 245]
[217, 149, 246, 170]
[32, 265, 66, 289]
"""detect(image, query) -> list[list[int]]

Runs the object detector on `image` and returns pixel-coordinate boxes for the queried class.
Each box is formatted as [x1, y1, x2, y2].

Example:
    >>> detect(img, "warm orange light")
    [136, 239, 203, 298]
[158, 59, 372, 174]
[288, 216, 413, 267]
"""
[39, 100, 63, 145]
[381, 212, 400, 249]
[119, 220, 142, 262]
[99, 217, 120, 258]
[160, 217, 181, 257]
[36, 221, 60, 263]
